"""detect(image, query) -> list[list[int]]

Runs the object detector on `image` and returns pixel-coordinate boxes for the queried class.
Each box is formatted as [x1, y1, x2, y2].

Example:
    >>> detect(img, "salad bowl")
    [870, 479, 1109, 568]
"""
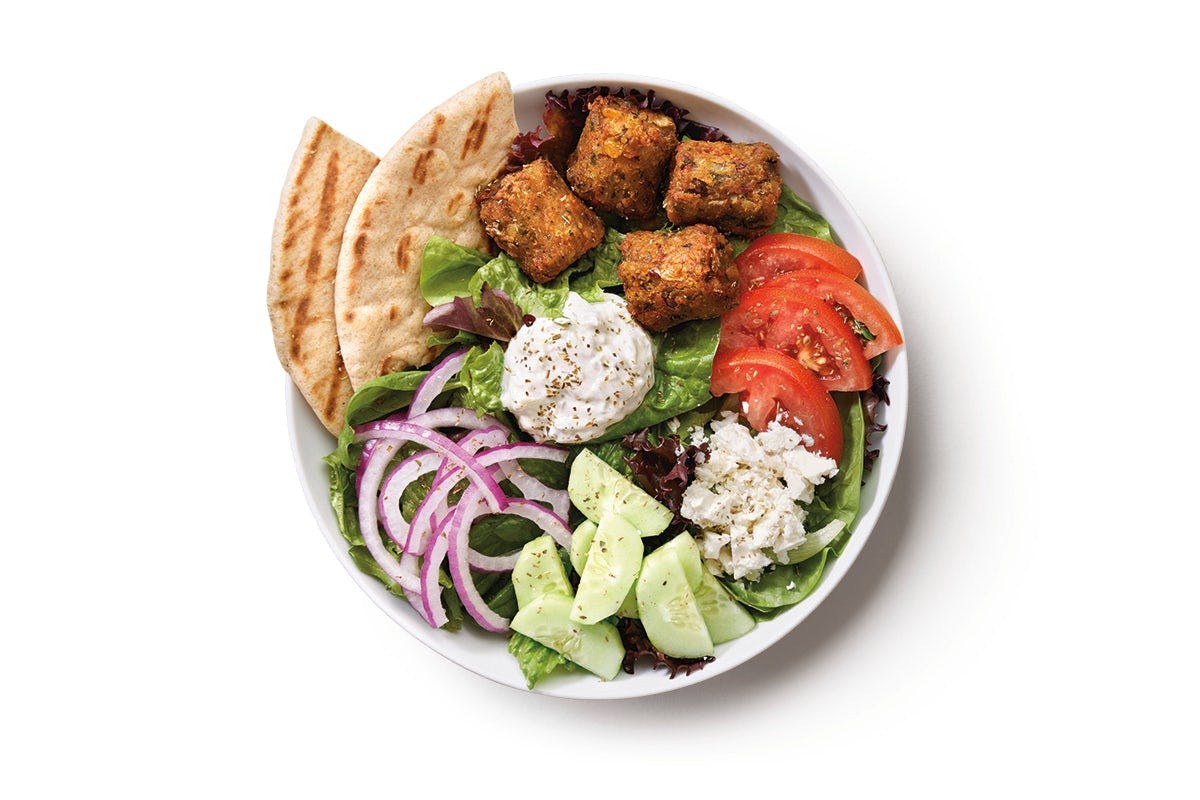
[286, 73, 908, 699]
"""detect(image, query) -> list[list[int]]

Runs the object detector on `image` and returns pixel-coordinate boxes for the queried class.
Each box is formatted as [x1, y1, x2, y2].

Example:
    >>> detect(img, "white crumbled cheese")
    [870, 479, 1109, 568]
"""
[680, 412, 839, 581]
[500, 293, 654, 444]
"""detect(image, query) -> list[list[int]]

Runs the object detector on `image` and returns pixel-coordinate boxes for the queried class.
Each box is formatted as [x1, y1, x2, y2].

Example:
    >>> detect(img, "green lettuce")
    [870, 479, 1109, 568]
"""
[420, 230, 626, 318]
[454, 342, 506, 419]
[718, 394, 866, 615]
[770, 184, 836, 242]
[420, 238, 490, 306]
[508, 631, 578, 688]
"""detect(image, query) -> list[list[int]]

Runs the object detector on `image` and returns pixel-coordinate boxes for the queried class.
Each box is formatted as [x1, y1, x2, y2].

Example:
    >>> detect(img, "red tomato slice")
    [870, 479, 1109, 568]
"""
[759, 268, 903, 359]
[710, 347, 843, 461]
[718, 285, 874, 391]
[736, 233, 863, 288]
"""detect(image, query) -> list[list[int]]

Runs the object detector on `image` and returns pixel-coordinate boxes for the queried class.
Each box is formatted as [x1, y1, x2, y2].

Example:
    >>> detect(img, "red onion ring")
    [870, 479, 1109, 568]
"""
[356, 439, 420, 594]
[354, 419, 509, 512]
[408, 348, 470, 417]
[445, 488, 510, 632]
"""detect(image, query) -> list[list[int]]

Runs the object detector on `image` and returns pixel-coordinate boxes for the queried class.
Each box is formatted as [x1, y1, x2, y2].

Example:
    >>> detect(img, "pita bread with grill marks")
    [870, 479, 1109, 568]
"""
[335, 72, 517, 389]
[269, 118, 379, 434]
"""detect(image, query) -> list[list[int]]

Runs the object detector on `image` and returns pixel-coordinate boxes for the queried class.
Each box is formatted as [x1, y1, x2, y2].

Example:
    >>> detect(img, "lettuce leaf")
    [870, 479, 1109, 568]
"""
[420, 238, 489, 306]
[420, 230, 625, 318]
[453, 342, 506, 419]
[770, 184, 836, 242]
[423, 286, 523, 342]
[508, 631, 577, 688]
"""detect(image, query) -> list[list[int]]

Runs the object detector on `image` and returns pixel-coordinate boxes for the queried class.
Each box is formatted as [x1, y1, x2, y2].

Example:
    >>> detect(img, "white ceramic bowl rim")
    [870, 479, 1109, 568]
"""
[285, 73, 909, 700]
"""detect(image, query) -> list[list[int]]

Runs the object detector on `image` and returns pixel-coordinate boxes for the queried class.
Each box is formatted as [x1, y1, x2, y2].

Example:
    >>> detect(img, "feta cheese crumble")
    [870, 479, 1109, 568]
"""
[680, 412, 840, 581]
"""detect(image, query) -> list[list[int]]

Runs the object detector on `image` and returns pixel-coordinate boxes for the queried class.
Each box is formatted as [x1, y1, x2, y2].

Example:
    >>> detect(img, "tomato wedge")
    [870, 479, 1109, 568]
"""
[710, 347, 843, 461]
[759, 268, 903, 359]
[736, 233, 863, 288]
[718, 284, 874, 391]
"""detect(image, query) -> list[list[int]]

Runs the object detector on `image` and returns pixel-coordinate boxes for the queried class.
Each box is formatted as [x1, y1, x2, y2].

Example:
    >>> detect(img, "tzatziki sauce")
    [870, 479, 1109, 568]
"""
[500, 293, 654, 444]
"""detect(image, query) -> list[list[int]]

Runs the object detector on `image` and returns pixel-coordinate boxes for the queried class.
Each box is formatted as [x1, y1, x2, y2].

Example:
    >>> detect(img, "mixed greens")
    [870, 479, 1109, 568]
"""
[324, 186, 884, 687]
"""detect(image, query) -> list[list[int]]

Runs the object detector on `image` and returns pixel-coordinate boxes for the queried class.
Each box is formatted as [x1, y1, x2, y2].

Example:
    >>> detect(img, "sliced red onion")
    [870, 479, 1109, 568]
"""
[356, 439, 420, 594]
[406, 464, 456, 556]
[496, 497, 573, 549]
[460, 425, 509, 450]
[420, 532, 450, 629]
[403, 428, 506, 555]
[354, 420, 508, 512]
[409, 349, 470, 417]
[355, 439, 378, 496]
[405, 406, 498, 431]
[498, 464, 570, 520]
[476, 442, 568, 466]
[377, 451, 444, 549]
[399, 552, 431, 626]
[445, 488, 510, 632]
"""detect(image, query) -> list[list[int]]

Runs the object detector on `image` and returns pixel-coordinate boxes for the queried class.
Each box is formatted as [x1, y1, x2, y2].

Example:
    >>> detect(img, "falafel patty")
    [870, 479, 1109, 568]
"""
[617, 224, 737, 332]
[664, 141, 782, 237]
[476, 158, 605, 284]
[566, 96, 678, 220]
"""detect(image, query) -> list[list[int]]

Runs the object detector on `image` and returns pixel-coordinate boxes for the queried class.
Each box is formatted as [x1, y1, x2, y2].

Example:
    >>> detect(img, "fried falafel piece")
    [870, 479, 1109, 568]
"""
[664, 141, 783, 237]
[617, 224, 737, 332]
[566, 96, 678, 220]
[476, 158, 605, 284]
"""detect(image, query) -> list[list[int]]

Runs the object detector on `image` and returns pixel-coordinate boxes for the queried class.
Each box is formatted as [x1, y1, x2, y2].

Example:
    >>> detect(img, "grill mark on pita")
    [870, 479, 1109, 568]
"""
[322, 369, 342, 422]
[395, 232, 414, 272]
[388, 304, 399, 321]
[446, 192, 464, 214]
[460, 94, 497, 160]
[293, 123, 327, 188]
[279, 268, 293, 282]
[304, 151, 340, 283]
[412, 150, 435, 185]
[429, 113, 446, 145]
[347, 231, 367, 295]
[290, 297, 310, 360]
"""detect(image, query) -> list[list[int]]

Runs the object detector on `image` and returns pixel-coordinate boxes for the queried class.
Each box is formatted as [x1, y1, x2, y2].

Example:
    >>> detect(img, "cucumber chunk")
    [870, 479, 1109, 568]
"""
[510, 592, 624, 680]
[659, 533, 703, 589]
[568, 449, 673, 537]
[570, 515, 644, 624]
[693, 570, 756, 644]
[616, 583, 639, 619]
[512, 534, 572, 609]
[658, 533, 754, 643]
[636, 547, 714, 658]
[569, 520, 598, 576]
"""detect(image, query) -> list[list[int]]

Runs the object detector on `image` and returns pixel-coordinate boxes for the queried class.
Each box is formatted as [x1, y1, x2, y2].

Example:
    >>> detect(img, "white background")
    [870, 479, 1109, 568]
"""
[2, 1, 1195, 796]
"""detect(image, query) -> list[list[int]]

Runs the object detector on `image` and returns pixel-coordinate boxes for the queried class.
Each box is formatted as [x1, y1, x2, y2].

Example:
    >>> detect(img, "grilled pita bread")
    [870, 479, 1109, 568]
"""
[269, 119, 379, 434]
[335, 72, 517, 388]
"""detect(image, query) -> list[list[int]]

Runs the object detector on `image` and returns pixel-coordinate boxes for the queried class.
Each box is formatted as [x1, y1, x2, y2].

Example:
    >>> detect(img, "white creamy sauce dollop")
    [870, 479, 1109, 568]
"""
[501, 293, 654, 444]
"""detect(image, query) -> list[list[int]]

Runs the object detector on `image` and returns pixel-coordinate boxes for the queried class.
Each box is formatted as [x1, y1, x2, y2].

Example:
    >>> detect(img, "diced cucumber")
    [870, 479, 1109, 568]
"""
[570, 515, 643, 624]
[657, 533, 754, 642]
[512, 534, 572, 609]
[636, 547, 714, 658]
[659, 533, 703, 589]
[569, 520, 598, 576]
[568, 449, 673, 537]
[616, 583, 639, 619]
[510, 592, 624, 680]
[693, 570, 756, 644]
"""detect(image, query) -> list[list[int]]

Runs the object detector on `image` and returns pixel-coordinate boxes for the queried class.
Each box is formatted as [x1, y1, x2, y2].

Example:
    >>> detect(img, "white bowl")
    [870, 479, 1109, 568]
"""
[286, 74, 908, 699]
